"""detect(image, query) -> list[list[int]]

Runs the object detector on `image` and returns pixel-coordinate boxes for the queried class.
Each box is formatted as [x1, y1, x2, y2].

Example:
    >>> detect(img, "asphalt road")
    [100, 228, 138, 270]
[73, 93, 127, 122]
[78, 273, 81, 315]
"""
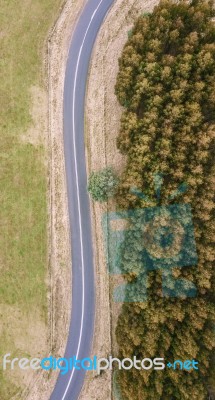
[50, 1, 114, 399]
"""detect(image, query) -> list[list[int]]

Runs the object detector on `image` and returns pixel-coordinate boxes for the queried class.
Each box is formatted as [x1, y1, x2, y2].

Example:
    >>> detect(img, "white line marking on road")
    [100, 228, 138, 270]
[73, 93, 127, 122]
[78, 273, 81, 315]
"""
[61, 0, 104, 399]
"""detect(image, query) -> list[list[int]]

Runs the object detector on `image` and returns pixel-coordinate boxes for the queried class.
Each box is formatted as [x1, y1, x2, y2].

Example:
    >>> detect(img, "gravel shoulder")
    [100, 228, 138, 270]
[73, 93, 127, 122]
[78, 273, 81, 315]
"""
[82, 0, 158, 399]
[25, 1, 158, 399]
[25, 1, 87, 399]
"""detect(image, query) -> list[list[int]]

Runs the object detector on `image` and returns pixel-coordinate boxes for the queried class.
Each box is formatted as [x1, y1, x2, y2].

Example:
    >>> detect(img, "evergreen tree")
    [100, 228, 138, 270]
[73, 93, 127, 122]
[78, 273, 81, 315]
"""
[114, 0, 215, 398]
[88, 167, 118, 202]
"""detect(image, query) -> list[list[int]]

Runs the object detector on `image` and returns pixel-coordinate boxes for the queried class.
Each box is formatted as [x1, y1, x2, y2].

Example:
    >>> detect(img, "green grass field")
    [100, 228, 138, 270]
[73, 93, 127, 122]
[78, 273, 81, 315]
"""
[0, 1, 63, 397]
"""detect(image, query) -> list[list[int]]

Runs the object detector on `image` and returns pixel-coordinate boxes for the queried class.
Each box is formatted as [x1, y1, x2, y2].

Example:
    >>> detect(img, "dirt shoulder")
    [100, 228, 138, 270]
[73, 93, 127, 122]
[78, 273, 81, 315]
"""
[82, 0, 158, 399]
[24, 1, 158, 399]
[25, 1, 87, 399]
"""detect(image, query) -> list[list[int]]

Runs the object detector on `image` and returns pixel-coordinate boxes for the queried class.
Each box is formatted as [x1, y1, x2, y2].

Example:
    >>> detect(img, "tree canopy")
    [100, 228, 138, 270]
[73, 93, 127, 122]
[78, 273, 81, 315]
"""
[88, 167, 118, 202]
[114, 0, 215, 398]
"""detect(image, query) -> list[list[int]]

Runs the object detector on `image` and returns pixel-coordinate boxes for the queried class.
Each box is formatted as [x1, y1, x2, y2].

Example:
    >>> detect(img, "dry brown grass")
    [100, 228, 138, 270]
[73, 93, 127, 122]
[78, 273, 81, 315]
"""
[83, 0, 159, 399]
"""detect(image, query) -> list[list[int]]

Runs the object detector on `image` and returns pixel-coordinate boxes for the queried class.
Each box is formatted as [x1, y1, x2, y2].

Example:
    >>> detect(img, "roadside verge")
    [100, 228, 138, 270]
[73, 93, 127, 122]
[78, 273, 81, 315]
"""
[83, 1, 158, 399]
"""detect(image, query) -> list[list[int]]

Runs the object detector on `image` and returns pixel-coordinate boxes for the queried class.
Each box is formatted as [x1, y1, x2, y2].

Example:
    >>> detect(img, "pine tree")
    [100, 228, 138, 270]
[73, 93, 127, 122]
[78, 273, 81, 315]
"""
[114, 0, 215, 398]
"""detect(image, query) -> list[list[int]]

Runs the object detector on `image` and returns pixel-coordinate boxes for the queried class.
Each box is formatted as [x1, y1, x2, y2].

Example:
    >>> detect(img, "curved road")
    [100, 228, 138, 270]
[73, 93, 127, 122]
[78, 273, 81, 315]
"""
[50, 1, 114, 399]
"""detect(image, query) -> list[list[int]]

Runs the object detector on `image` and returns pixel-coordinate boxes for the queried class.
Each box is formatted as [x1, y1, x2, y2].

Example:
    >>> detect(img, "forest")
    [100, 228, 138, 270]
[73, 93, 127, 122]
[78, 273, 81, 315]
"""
[113, 0, 215, 398]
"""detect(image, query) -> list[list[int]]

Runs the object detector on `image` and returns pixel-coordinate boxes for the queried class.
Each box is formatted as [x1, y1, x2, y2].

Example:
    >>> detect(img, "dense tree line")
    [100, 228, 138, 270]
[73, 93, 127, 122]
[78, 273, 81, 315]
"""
[114, 1, 215, 399]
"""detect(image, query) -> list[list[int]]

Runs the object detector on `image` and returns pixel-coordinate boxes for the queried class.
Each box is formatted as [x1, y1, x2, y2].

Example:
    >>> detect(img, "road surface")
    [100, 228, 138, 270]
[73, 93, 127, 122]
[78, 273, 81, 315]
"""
[50, 0, 114, 399]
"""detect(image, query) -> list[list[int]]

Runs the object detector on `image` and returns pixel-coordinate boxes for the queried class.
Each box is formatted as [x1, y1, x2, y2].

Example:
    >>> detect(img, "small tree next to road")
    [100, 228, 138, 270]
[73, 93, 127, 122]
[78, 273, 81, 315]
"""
[88, 167, 118, 202]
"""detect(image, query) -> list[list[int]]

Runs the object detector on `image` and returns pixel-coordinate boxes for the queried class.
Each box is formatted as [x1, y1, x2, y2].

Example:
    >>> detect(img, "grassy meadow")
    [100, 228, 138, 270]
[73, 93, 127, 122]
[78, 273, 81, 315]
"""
[0, 1, 63, 397]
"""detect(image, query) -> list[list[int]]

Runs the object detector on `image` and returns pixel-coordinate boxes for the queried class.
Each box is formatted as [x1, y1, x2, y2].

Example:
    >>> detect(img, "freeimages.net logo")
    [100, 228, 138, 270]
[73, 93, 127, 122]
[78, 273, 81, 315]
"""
[1, 354, 198, 376]
[103, 174, 198, 302]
